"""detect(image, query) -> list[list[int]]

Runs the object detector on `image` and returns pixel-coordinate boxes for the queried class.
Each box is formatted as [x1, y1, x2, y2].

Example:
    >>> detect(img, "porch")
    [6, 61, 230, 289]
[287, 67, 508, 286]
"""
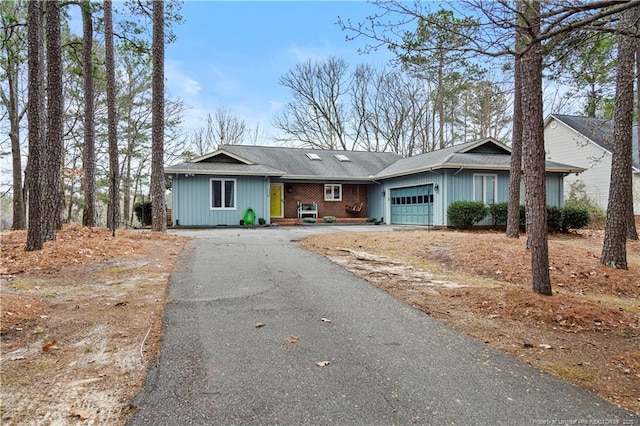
[271, 217, 370, 226]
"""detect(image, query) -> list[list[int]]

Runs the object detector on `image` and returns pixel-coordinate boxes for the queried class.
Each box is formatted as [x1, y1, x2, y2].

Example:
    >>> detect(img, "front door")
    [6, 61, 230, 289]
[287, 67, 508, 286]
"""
[270, 183, 284, 218]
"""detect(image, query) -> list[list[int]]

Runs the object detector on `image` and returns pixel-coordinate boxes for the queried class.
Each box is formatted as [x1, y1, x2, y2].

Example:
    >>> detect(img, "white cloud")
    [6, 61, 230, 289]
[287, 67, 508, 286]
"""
[165, 60, 202, 95]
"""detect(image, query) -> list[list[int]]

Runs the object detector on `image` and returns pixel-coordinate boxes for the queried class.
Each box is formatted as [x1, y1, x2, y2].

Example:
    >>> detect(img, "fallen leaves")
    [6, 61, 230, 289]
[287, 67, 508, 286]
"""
[321, 318, 331, 323]
[285, 335, 299, 344]
[255, 322, 265, 328]
[316, 361, 330, 367]
[42, 340, 59, 352]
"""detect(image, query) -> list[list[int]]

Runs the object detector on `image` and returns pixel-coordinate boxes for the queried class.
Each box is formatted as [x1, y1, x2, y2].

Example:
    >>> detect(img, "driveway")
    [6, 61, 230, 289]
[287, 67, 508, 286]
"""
[129, 226, 635, 425]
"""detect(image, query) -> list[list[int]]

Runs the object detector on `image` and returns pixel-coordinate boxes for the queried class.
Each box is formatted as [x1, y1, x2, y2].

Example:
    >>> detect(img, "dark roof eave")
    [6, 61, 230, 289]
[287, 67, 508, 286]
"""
[279, 175, 376, 182]
[376, 163, 586, 179]
[165, 169, 285, 177]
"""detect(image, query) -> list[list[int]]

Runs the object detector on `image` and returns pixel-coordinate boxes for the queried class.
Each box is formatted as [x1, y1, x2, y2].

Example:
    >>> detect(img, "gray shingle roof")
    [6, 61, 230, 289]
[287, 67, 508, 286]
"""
[165, 161, 284, 176]
[375, 137, 583, 178]
[550, 114, 640, 170]
[166, 145, 402, 181]
[165, 138, 585, 181]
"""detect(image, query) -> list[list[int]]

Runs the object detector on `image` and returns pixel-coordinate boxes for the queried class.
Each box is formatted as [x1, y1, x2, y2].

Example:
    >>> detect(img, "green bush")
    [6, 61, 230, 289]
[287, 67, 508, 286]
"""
[447, 201, 488, 229]
[322, 216, 337, 223]
[133, 201, 152, 226]
[258, 218, 266, 225]
[561, 205, 590, 232]
[302, 217, 316, 223]
[366, 217, 376, 223]
[488, 202, 508, 228]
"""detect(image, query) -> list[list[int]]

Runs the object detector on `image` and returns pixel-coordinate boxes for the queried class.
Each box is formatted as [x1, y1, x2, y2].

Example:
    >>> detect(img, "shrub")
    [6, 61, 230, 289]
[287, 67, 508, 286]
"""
[366, 217, 376, 223]
[561, 205, 590, 232]
[302, 217, 316, 223]
[546, 206, 563, 232]
[447, 201, 488, 229]
[322, 216, 337, 223]
[565, 181, 605, 229]
[133, 201, 153, 226]
[488, 202, 508, 228]
[258, 217, 266, 225]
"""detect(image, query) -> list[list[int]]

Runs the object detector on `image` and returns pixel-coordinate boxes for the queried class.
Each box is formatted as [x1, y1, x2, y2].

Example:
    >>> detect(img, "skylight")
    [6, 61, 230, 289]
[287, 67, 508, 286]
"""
[306, 153, 322, 161]
[334, 154, 351, 162]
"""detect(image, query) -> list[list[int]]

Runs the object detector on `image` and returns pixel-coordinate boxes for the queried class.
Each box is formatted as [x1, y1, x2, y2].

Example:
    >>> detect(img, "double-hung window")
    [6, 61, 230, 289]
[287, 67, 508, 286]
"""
[324, 184, 342, 201]
[211, 178, 236, 209]
[473, 174, 497, 204]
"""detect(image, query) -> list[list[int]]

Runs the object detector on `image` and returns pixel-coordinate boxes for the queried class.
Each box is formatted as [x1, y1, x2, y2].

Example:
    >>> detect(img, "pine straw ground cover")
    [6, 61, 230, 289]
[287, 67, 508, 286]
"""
[0, 225, 187, 424]
[300, 228, 640, 414]
[1, 224, 638, 422]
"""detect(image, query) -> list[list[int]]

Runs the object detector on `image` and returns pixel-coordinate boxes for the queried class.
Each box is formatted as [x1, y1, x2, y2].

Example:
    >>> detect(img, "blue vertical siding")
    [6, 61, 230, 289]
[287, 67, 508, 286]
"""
[171, 174, 270, 226]
[377, 169, 565, 227]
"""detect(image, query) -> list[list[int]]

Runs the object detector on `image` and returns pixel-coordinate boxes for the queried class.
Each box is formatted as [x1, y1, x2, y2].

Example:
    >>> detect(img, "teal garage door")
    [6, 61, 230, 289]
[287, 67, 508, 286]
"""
[390, 185, 434, 225]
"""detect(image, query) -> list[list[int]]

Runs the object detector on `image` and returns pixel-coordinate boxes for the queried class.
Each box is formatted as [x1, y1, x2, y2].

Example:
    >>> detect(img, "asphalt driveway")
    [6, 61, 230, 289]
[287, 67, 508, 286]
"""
[129, 226, 636, 425]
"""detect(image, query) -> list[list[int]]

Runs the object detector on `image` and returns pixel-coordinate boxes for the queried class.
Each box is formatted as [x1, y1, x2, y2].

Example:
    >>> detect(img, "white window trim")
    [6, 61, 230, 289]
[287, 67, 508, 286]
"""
[324, 184, 342, 201]
[210, 178, 237, 210]
[473, 173, 497, 204]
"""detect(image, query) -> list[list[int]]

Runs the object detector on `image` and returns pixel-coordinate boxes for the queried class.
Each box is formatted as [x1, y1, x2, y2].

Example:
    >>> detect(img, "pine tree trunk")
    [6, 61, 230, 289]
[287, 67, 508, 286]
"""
[521, 1, 551, 296]
[7, 66, 26, 229]
[506, 4, 525, 239]
[601, 8, 636, 269]
[151, 0, 166, 232]
[104, 0, 120, 234]
[42, 0, 63, 241]
[25, 0, 45, 251]
[81, 0, 98, 227]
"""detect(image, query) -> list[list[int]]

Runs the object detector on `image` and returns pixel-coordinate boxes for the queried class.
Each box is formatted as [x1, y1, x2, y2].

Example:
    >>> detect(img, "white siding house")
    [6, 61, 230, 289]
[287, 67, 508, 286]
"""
[544, 114, 640, 214]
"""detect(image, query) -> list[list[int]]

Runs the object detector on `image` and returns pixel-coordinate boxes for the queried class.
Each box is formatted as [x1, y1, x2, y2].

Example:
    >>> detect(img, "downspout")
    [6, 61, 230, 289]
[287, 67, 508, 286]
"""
[174, 173, 179, 226]
[369, 175, 386, 224]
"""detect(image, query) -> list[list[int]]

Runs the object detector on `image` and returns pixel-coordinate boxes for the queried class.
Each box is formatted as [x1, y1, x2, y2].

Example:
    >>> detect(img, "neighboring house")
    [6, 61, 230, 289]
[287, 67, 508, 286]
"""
[544, 114, 640, 214]
[165, 138, 583, 227]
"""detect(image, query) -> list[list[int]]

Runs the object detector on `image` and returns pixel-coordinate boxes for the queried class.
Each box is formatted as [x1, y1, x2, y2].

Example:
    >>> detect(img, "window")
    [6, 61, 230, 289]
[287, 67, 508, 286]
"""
[334, 154, 350, 162]
[324, 184, 342, 201]
[306, 153, 321, 161]
[211, 179, 236, 209]
[473, 174, 497, 204]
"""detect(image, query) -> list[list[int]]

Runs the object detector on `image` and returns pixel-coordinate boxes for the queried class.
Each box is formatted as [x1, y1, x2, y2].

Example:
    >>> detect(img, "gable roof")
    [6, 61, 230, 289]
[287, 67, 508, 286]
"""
[165, 138, 584, 181]
[165, 145, 402, 181]
[374, 137, 583, 179]
[547, 114, 640, 171]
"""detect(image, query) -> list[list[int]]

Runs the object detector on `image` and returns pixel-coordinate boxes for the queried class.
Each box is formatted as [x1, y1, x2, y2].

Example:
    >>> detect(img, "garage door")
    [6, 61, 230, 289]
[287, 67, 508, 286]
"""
[390, 185, 434, 225]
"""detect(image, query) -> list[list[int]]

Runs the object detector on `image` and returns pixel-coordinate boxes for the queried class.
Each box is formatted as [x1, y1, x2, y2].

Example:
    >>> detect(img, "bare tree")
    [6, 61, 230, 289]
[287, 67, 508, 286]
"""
[274, 56, 350, 150]
[150, 0, 166, 232]
[25, 0, 44, 251]
[42, 0, 63, 240]
[601, 6, 638, 269]
[212, 107, 246, 146]
[104, 0, 120, 234]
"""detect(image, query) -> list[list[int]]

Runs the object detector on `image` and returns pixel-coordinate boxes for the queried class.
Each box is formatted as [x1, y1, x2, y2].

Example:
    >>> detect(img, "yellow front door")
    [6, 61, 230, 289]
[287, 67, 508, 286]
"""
[270, 184, 284, 218]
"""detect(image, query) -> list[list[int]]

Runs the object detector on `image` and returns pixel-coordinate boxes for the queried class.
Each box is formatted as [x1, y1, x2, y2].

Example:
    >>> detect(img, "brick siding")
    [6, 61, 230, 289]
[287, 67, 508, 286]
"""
[283, 183, 368, 218]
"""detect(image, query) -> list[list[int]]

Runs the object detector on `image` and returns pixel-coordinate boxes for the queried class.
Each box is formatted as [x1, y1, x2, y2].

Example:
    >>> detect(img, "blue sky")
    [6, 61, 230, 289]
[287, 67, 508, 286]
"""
[165, 1, 395, 139]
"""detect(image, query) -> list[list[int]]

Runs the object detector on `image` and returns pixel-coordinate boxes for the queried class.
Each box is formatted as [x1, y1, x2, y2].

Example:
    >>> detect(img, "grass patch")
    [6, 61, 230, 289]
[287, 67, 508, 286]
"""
[546, 364, 598, 382]
[9, 280, 37, 289]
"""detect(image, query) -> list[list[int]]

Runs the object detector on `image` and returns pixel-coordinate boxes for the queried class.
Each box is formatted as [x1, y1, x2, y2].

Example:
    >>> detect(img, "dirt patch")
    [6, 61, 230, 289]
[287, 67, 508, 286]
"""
[0, 225, 187, 425]
[301, 229, 640, 414]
